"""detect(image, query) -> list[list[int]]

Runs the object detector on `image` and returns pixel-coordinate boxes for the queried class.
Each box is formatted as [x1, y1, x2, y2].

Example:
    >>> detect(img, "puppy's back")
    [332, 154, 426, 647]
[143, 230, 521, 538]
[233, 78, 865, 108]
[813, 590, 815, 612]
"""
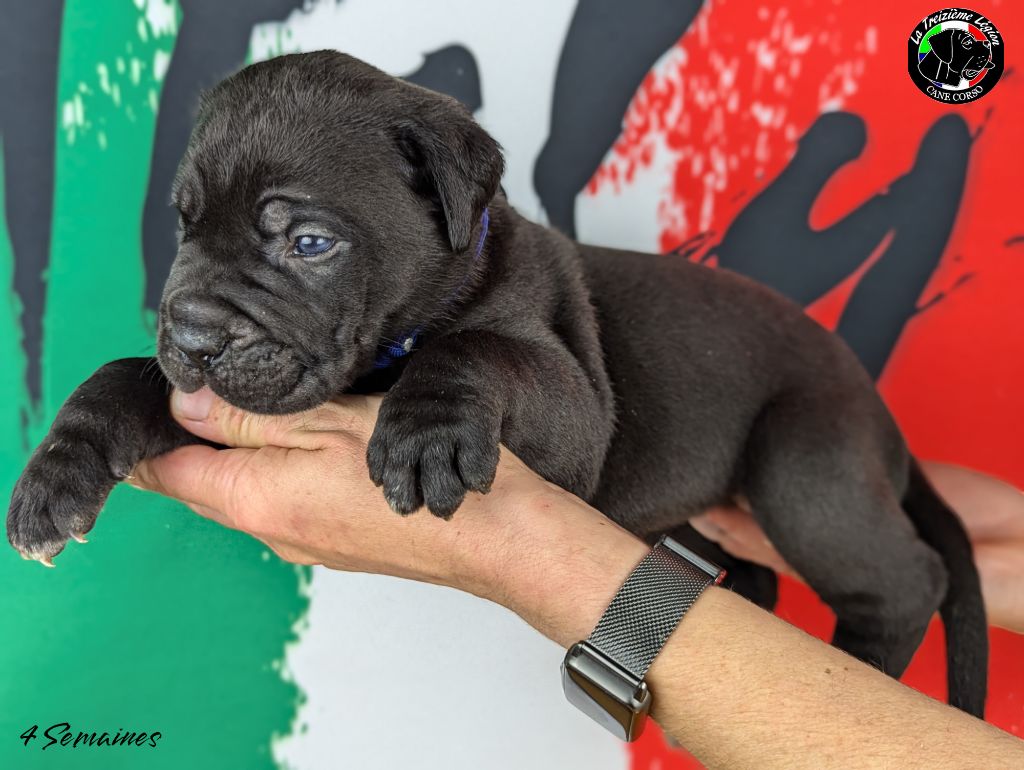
[576, 244, 902, 529]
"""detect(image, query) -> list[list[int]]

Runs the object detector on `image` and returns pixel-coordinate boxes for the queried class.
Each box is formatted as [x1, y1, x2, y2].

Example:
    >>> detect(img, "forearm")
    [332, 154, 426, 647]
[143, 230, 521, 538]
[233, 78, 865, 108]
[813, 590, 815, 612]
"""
[652, 589, 1020, 768]
[491, 493, 1023, 769]
[130, 391, 1022, 767]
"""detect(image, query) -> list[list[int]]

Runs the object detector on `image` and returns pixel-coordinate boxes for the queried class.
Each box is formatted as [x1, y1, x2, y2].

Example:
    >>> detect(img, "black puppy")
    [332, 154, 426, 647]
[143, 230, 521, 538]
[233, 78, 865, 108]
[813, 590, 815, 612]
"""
[918, 29, 994, 87]
[7, 51, 987, 715]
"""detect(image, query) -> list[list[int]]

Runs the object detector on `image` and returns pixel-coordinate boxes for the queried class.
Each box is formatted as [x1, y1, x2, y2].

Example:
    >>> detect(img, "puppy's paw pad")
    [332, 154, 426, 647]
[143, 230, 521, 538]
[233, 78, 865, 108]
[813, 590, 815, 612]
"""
[7, 441, 113, 564]
[368, 394, 500, 519]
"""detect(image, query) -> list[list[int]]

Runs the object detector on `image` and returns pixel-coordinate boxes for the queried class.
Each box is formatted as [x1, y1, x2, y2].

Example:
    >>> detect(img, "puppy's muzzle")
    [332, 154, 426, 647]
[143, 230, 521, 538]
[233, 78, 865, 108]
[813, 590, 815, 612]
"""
[166, 292, 231, 370]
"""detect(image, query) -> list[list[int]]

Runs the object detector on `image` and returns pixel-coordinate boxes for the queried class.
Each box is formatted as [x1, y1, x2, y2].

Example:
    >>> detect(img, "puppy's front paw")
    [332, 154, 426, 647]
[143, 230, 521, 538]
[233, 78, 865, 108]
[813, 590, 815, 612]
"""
[7, 434, 118, 565]
[366, 392, 501, 519]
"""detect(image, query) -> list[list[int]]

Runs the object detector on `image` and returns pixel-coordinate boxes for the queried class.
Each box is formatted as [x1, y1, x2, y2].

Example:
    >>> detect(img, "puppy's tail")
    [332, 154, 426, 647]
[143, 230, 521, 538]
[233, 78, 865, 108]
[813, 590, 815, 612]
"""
[902, 458, 988, 717]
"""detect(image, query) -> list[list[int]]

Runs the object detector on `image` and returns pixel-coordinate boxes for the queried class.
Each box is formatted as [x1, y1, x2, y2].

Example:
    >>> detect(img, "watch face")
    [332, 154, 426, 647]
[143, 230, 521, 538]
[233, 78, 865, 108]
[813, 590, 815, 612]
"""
[562, 665, 633, 740]
[561, 643, 651, 742]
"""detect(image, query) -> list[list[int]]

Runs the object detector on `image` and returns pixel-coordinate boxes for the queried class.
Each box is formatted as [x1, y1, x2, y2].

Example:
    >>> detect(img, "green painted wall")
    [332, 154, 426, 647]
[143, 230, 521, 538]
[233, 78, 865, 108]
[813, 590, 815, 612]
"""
[0, 3, 307, 767]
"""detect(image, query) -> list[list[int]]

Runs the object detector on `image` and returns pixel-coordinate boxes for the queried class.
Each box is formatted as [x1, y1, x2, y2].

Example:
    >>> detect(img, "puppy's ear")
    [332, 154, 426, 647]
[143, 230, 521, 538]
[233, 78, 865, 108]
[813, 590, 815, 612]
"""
[929, 30, 956, 63]
[394, 95, 504, 252]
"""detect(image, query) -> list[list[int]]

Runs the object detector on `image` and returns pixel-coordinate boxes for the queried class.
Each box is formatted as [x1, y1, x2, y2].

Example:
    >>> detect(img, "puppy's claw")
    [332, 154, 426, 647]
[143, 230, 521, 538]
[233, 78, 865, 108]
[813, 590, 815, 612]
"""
[71, 533, 88, 544]
[38, 556, 55, 568]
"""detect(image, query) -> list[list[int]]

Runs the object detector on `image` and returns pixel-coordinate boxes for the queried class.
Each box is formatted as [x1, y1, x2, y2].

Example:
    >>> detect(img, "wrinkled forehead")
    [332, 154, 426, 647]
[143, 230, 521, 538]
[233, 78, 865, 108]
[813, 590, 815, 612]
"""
[174, 101, 395, 214]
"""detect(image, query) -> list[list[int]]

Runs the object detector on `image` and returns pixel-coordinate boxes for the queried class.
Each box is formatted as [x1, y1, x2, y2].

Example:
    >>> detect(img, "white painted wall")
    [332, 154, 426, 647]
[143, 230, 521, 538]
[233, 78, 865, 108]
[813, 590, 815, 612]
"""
[248, 2, 669, 767]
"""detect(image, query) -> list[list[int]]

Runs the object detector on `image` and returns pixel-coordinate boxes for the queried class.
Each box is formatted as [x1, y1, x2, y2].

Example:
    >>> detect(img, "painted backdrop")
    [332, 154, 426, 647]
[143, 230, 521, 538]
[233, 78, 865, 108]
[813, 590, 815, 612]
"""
[0, 1, 1021, 768]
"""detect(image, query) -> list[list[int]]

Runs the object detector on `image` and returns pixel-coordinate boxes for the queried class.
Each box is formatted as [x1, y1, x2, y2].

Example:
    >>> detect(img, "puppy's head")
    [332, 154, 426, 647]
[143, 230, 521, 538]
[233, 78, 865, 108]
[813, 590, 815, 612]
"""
[930, 29, 994, 79]
[157, 51, 503, 414]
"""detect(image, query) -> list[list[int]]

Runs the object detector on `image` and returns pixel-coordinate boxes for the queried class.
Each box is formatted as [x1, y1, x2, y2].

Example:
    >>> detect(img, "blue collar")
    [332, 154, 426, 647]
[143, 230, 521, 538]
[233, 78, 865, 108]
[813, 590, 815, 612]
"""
[374, 207, 490, 369]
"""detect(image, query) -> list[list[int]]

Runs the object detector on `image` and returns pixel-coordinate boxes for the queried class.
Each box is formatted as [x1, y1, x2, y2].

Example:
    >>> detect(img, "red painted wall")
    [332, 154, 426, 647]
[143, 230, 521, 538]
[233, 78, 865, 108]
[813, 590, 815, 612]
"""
[600, 2, 1023, 765]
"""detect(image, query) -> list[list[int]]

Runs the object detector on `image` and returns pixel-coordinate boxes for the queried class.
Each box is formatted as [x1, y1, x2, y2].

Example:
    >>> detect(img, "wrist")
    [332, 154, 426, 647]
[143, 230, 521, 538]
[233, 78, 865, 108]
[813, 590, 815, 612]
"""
[474, 482, 650, 647]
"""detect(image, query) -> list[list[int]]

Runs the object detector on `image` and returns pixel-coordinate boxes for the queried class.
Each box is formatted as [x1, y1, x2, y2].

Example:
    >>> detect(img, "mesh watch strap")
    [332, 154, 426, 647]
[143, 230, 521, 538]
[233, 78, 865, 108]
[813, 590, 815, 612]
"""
[587, 535, 725, 678]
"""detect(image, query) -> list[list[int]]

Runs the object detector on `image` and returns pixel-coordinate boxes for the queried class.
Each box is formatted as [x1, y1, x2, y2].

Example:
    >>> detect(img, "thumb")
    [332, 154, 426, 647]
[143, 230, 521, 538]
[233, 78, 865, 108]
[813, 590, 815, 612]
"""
[170, 387, 343, 450]
[130, 444, 247, 529]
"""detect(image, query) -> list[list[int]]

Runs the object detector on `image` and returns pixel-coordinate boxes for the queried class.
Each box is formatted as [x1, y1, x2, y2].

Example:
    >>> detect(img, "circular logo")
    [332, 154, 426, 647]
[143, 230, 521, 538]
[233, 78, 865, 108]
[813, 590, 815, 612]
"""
[908, 8, 1004, 103]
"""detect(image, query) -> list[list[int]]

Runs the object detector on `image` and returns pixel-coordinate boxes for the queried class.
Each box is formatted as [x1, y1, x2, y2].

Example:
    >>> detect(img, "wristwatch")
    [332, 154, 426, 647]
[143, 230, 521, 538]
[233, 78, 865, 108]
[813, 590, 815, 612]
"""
[561, 534, 725, 741]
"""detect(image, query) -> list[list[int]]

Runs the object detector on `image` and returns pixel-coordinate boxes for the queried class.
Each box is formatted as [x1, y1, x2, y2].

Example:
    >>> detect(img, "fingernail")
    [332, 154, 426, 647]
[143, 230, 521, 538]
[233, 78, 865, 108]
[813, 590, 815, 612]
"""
[172, 387, 214, 421]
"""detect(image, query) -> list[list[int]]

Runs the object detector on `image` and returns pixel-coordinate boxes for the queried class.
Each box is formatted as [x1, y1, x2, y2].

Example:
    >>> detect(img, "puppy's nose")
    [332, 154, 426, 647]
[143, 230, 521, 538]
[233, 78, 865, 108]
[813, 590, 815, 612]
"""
[167, 294, 231, 368]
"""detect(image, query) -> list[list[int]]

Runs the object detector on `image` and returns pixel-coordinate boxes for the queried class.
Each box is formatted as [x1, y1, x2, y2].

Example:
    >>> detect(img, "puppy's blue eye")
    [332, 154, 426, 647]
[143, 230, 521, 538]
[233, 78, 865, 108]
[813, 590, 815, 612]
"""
[293, 235, 334, 256]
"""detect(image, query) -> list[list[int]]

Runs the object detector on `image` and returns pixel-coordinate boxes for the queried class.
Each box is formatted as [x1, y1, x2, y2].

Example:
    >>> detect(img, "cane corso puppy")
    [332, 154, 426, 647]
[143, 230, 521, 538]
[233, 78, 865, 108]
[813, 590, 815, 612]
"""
[7, 51, 987, 715]
[918, 28, 994, 87]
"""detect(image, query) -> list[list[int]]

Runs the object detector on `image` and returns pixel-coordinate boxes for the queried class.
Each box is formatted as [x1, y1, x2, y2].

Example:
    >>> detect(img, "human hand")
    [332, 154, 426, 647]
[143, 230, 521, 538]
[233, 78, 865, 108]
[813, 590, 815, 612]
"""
[130, 387, 513, 589]
[130, 398, 1024, 765]
[691, 463, 1024, 633]
[130, 387, 646, 646]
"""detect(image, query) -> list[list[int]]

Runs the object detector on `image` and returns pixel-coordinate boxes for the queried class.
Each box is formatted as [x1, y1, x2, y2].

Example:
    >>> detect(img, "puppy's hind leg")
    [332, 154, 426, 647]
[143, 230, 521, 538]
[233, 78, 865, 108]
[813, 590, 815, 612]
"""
[740, 396, 947, 679]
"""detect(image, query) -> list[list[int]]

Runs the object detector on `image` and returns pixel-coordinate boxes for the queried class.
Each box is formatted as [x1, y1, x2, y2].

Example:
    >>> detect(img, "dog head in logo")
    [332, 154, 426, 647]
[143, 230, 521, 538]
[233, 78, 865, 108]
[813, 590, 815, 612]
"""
[918, 28, 994, 87]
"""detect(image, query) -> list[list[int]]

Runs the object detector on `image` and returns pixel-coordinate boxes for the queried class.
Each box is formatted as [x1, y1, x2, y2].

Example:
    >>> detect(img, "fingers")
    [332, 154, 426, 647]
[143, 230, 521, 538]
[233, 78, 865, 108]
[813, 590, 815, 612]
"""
[132, 446, 328, 568]
[920, 461, 1024, 541]
[130, 445, 254, 529]
[170, 388, 379, 450]
[135, 391, 384, 532]
[690, 506, 797, 577]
